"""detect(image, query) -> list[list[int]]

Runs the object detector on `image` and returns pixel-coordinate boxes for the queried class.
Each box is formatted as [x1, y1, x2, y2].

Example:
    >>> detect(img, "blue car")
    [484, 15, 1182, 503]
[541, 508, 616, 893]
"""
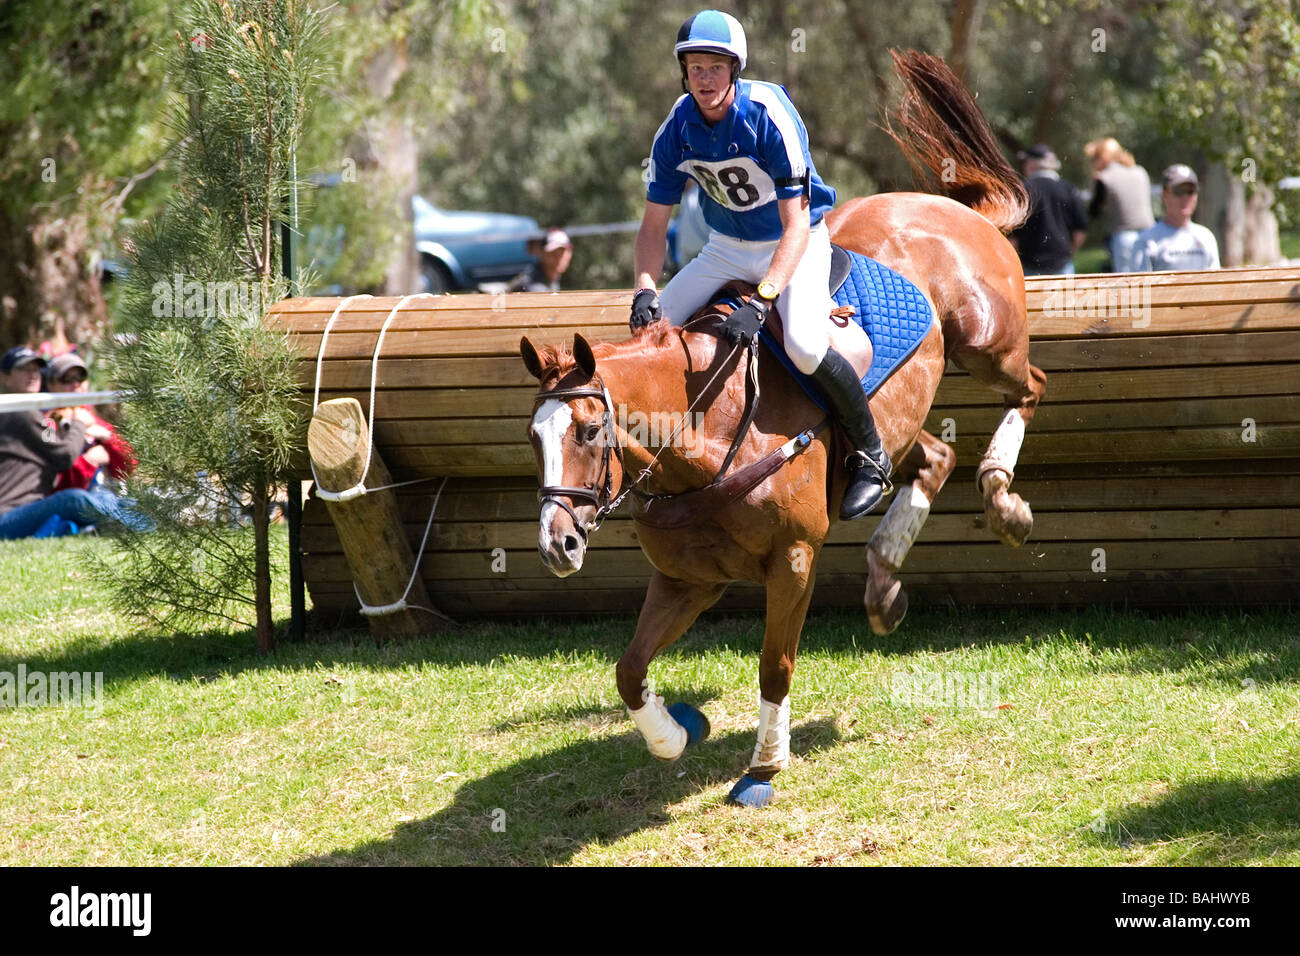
[413, 195, 540, 293]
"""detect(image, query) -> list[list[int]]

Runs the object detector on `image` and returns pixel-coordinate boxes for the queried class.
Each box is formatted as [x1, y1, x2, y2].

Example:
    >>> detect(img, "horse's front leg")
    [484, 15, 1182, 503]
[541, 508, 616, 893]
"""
[727, 542, 818, 807]
[617, 570, 725, 760]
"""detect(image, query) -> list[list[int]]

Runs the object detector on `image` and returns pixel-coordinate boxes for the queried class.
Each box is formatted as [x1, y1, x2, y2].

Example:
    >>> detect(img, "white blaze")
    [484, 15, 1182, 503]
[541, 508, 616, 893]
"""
[532, 399, 573, 544]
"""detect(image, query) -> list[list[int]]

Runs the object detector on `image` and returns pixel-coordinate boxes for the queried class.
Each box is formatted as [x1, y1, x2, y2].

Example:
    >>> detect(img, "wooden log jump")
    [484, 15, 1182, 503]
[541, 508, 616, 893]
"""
[267, 268, 1300, 623]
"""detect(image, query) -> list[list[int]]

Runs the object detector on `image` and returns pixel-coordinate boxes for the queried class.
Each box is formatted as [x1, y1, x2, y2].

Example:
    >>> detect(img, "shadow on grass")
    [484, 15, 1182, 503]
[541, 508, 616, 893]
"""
[1090, 773, 1300, 864]
[295, 717, 841, 866]
[4, 603, 1296, 695]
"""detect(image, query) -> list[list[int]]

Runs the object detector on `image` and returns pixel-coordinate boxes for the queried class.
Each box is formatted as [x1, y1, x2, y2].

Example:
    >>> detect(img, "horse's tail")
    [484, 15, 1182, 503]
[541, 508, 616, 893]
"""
[884, 49, 1028, 234]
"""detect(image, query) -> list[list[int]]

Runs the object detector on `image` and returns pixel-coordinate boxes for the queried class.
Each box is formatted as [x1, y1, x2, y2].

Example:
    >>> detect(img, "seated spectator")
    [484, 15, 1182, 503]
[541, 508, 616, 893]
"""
[1132, 165, 1221, 272]
[1009, 144, 1088, 276]
[506, 228, 573, 292]
[44, 351, 137, 494]
[0, 345, 149, 540]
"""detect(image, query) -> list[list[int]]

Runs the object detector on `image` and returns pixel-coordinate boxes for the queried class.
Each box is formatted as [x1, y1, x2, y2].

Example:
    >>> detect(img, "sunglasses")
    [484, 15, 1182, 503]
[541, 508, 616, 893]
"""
[1170, 185, 1197, 197]
[57, 372, 87, 385]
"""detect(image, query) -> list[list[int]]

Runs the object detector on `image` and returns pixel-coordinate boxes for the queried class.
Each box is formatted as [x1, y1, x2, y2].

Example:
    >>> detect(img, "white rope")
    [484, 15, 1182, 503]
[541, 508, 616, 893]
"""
[309, 292, 434, 502]
[354, 476, 456, 625]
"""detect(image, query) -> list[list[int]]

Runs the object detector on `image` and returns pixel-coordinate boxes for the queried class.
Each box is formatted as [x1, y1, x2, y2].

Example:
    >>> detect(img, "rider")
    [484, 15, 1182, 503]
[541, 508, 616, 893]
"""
[628, 9, 891, 519]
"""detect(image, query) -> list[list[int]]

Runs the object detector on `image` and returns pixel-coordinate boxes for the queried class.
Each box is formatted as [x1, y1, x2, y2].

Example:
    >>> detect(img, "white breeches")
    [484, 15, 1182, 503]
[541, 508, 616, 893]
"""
[659, 221, 843, 376]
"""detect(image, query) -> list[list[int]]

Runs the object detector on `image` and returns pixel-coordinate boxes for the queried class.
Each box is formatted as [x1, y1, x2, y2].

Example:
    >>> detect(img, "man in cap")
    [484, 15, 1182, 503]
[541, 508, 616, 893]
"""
[0, 345, 145, 539]
[1009, 144, 1088, 276]
[628, 9, 891, 520]
[506, 227, 574, 293]
[1132, 165, 1221, 272]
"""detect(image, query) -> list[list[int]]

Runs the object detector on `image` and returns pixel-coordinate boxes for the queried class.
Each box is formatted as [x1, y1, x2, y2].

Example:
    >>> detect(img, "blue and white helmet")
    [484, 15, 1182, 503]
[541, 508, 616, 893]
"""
[674, 10, 747, 72]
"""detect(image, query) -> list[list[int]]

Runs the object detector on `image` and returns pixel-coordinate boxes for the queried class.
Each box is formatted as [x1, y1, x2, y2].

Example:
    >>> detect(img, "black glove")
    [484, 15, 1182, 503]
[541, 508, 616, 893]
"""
[719, 298, 769, 346]
[630, 288, 663, 330]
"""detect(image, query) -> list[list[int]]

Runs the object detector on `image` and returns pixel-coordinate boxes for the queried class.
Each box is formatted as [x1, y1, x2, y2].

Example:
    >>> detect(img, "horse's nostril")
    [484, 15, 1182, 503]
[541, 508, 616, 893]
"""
[563, 533, 581, 556]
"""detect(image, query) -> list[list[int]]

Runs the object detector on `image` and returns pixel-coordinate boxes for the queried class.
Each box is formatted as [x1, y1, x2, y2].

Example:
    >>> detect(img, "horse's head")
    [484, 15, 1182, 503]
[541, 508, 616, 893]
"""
[520, 333, 620, 577]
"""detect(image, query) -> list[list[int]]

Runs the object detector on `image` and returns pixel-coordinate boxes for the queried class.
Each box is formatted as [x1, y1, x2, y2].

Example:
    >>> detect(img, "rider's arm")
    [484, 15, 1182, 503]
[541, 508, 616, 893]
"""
[634, 200, 675, 291]
[759, 195, 811, 297]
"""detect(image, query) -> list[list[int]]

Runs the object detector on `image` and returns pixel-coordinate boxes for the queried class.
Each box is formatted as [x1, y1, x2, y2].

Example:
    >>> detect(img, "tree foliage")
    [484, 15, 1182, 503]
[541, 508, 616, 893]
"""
[101, 0, 332, 649]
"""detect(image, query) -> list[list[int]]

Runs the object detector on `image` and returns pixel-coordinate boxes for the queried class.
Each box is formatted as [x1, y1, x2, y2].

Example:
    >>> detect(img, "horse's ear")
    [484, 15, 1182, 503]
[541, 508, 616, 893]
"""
[573, 334, 597, 379]
[520, 336, 544, 381]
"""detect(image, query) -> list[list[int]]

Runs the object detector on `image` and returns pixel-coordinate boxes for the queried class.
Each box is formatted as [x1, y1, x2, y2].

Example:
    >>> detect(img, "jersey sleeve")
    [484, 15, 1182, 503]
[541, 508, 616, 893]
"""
[645, 106, 688, 206]
[751, 87, 811, 200]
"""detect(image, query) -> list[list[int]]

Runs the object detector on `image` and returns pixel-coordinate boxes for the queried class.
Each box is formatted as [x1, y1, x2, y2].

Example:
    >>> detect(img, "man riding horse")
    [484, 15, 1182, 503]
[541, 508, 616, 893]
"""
[629, 9, 893, 520]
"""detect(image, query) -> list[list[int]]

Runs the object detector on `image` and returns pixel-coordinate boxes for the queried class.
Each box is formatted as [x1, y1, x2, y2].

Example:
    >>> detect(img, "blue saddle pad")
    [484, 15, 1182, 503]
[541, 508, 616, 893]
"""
[757, 250, 934, 408]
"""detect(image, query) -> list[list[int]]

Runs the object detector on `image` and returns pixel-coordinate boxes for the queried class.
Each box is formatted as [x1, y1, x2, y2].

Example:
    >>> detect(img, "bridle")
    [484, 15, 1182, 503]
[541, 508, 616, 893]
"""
[532, 378, 626, 542]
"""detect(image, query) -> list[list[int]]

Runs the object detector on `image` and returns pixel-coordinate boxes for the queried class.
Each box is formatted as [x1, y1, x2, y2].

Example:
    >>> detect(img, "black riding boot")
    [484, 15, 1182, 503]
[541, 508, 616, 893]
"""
[811, 348, 893, 520]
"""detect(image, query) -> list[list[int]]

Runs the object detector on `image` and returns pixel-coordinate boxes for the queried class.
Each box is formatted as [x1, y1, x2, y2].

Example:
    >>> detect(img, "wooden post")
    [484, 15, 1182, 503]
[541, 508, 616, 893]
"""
[307, 398, 439, 639]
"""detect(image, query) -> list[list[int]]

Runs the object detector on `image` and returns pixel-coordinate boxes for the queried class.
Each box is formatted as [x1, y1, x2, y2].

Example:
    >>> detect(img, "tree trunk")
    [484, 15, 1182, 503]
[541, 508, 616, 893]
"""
[1199, 162, 1283, 267]
[949, 0, 989, 84]
[254, 485, 275, 655]
[1032, 25, 1075, 144]
[354, 38, 419, 296]
[0, 205, 108, 351]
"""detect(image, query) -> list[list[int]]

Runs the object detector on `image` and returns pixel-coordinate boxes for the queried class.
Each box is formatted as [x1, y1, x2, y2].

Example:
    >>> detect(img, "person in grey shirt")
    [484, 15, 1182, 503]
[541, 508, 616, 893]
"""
[1085, 137, 1156, 273]
[1132, 165, 1221, 272]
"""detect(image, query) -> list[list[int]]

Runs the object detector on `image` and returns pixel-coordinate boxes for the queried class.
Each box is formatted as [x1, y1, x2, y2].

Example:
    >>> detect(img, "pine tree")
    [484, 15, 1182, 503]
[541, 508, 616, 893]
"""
[102, 0, 332, 652]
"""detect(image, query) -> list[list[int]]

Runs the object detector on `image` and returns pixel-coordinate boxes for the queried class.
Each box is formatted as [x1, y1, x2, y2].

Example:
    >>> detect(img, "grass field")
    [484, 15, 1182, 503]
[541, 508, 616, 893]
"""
[2, 533, 1297, 866]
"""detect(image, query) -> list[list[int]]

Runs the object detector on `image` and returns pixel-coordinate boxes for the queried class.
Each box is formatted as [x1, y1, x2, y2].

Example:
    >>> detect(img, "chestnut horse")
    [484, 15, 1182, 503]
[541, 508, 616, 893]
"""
[520, 51, 1045, 807]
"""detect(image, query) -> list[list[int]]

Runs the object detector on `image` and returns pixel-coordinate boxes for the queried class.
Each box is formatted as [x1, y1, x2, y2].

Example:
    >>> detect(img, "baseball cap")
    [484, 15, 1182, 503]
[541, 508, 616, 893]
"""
[1018, 143, 1061, 169]
[1162, 164, 1198, 190]
[543, 228, 571, 252]
[47, 351, 88, 381]
[1, 346, 47, 374]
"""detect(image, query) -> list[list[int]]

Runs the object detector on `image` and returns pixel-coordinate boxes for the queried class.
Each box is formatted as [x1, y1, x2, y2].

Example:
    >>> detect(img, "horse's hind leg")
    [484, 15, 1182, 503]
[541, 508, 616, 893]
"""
[952, 339, 1047, 548]
[617, 570, 726, 760]
[865, 429, 956, 635]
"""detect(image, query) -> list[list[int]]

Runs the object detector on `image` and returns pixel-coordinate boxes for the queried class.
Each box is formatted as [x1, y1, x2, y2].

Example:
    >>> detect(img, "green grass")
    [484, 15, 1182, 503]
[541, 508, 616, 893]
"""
[2, 534, 1297, 865]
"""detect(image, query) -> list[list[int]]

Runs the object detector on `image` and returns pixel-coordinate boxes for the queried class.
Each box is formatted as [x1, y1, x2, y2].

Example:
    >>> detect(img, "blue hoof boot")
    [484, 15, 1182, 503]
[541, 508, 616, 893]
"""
[726, 774, 775, 808]
[666, 702, 710, 747]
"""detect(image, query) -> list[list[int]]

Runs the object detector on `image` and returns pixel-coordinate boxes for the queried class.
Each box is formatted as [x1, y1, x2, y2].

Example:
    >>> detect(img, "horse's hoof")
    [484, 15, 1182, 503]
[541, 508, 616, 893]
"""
[666, 702, 710, 747]
[988, 491, 1033, 547]
[866, 576, 908, 636]
[726, 774, 776, 808]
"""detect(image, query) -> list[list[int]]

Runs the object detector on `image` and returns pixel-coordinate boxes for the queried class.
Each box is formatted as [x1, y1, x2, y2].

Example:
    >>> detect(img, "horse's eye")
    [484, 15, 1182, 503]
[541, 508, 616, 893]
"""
[580, 423, 602, 444]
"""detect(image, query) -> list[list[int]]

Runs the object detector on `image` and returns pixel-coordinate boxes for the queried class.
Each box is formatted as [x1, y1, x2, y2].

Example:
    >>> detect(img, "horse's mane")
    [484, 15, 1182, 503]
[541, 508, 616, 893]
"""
[537, 321, 678, 386]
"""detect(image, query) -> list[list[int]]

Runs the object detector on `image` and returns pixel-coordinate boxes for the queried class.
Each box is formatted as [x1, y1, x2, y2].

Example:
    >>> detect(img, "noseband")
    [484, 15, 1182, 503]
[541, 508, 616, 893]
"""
[533, 379, 624, 541]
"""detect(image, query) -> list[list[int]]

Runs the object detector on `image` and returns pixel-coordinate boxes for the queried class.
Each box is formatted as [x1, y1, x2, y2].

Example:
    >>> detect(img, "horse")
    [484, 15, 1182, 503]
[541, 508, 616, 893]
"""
[519, 51, 1046, 807]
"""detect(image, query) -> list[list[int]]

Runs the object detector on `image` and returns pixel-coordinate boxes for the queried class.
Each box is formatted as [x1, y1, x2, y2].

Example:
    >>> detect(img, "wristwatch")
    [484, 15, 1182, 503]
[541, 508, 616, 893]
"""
[757, 280, 779, 302]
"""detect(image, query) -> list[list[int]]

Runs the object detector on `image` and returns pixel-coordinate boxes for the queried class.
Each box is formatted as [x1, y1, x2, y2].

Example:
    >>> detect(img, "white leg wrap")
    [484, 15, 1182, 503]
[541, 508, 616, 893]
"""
[978, 409, 1026, 493]
[627, 680, 687, 761]
[869, 483, 932, 570]
[750, 696, 791, 772]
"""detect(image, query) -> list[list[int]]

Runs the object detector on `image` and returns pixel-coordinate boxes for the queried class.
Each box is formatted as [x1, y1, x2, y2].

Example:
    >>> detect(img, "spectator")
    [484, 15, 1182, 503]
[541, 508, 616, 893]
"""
[0, 345, 148, 540]
[45, 351, 138, 493]
[506, 227, 573, 292]
[1009, 144, 1088, 276]
[1132, 165, 1221, 272]
[1084, 137, 1156, 272]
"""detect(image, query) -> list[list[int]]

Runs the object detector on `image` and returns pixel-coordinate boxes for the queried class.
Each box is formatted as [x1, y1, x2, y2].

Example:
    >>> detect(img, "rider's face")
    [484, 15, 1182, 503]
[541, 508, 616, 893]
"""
[683, 53, 735, 120]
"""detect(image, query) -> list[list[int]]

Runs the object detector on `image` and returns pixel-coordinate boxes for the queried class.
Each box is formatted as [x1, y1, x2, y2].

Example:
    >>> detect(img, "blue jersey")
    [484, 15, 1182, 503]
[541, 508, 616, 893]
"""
[645, 79, 836, 242]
